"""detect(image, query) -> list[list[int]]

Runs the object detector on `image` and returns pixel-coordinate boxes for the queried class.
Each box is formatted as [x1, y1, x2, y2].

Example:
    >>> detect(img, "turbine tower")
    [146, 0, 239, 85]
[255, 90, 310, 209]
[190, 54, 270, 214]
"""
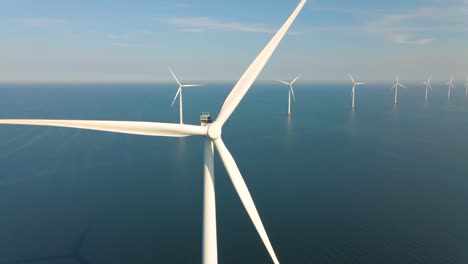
[0, 1, 308, 263]
[348, 74, 365, 110]
[169, 67, 203, 124]
[392, 74, 406, 105]
[465, 76, 468, 97]
[423, 75, 433, 102]
[446, 76, 455, 100]
[279, 74, 302, 116]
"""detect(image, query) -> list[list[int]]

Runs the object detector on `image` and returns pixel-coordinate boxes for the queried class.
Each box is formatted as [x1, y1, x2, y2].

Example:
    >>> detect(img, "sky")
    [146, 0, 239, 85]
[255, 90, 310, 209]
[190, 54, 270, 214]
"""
[0, 0, 467, 82]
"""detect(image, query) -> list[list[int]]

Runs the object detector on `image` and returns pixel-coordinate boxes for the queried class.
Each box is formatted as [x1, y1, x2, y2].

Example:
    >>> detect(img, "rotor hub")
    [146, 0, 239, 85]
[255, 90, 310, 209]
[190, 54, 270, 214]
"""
[207, 124, 222, 140]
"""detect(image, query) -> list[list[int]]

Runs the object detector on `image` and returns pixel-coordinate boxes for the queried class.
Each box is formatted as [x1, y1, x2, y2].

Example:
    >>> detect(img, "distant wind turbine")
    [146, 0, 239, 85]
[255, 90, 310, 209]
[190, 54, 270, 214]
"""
[348, 74, 365, 110]
[279, 74, 302, 116]
[446, 76, 455, 100]
[423, 75, 433, 102]
[392, 74, 406, 105]
[0, 1, 308, 263]
[465, 76, 468, 97]
[169, 67, 203, 124]
[0, 228, 90, 264]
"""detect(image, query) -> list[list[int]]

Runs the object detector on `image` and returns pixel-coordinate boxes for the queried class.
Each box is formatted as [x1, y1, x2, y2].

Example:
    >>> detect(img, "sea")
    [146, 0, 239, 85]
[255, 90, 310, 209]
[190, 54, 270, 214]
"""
[0, 82, 467, 264]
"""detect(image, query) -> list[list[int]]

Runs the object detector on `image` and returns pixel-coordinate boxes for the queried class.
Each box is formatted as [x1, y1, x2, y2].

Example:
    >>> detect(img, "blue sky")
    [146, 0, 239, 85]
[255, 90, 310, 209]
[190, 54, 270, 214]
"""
[0, 0, 467, 82]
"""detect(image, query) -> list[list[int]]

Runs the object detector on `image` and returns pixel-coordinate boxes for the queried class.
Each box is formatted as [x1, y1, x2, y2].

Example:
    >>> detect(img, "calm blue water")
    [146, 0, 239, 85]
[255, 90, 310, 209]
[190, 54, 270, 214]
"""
[0, 82, 468, 264]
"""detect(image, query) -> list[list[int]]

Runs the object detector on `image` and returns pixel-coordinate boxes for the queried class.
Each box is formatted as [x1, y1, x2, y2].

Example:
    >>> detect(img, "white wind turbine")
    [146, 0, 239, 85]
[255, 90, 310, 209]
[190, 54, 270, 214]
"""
[465, 76, 468, 97]
[168, 67, 203, 124]
[392, 74, 406, 105]
[423, 75, 433, 102]
[0, 1, 308, 264]
[446, 76, 455, 100]
[348, 74, 365, 110]
[279, 74, 302, 116]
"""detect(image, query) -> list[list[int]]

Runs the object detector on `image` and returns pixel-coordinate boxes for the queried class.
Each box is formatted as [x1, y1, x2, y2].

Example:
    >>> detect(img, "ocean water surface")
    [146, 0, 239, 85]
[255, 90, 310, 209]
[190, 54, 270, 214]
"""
[0, 82, 467, 263]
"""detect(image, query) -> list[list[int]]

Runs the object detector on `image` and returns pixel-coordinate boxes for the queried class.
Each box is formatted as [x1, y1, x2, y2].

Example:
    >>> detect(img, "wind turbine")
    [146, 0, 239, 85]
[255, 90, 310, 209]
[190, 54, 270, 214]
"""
[446, 76, 455, 100]
[279, 73, 302, 116]
[0, 1, 308, 263]
[464, 76, 468, 97]
[392, 74, 406, 105]
[168, 67, 203, 124]
[423, 75, 433, 102]
[348, 74, 365, 110]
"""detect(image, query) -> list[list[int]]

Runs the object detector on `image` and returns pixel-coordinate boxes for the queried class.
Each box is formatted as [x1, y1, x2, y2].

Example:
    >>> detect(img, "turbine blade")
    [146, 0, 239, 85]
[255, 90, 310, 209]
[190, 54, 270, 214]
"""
[168, 67, 182, 86]
[348, 73, 355, 84]
[290, 73, 302, 85]
[0, 120, 207, 137]
[214, 138, 279, 264]
[428, 75, 432, 83]
[429, 84, 433, 90]
[171, 88, 181, 108]
[290, 86, 296, 102]
[355, 82, 366, 85]
[181, 84, 203, 88]
[279, 80, 291, 85]
[400, 83, 407, 89]
[214, 0, 307, 126]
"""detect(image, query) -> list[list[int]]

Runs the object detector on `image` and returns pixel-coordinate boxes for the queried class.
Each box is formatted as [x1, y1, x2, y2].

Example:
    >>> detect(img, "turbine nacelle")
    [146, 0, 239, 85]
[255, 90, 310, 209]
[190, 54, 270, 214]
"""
[349, 74, 365, 87]
[392, 74, 406, 89]
[207, 124, 222, 140]
[423, 75, 433, 88]
[446, 76, 455, 89]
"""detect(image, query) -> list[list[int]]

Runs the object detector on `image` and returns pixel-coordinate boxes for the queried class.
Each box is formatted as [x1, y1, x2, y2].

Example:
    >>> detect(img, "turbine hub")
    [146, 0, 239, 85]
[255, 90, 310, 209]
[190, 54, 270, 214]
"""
[207, 124, 222, 140]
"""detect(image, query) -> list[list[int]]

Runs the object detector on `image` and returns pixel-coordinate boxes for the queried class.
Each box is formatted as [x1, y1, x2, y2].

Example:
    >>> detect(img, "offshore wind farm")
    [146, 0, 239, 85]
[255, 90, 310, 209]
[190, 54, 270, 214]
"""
[1, 0, 468, 264]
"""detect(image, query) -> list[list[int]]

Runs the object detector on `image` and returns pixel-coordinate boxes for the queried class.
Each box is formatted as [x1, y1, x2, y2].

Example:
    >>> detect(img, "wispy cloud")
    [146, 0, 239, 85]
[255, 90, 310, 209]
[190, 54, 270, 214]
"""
[160, 17, 275, 34]
[174, 3, 192, 9]
[111, 42, 144, 48]
[311, 6, 387, 16]
[107, 30, 155, 40]
[16, 18, 66, 29]
[389, 34, 435, 45]
[306, 4, 468, 45]
[107, 30, 154, 48]
[367, 6, 467, 45]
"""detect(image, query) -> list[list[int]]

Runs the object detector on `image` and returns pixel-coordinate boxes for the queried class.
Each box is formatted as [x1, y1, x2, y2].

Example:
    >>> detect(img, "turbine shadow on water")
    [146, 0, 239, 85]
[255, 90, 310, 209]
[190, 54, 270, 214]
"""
[0, 227, 91, 264]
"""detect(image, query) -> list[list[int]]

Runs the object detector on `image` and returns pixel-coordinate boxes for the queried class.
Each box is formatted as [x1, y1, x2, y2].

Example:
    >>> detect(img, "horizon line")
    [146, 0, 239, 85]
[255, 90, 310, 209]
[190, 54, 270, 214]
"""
[0, 79, 463, 85]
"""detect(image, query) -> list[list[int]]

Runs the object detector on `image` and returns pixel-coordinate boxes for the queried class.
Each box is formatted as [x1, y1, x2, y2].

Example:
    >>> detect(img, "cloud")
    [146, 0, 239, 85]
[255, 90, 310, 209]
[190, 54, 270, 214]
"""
[367, 6, 467, 45]
[107, 30, 155, 40]
[111, 42, 144, 48]
[16, 18, 66, 29]
[107, 30, 154, 48]
[307, 4, 468, 45]
[389, 34, 435, 45]
[160, 17, 275, 34]
[174, 3, 192, 9]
